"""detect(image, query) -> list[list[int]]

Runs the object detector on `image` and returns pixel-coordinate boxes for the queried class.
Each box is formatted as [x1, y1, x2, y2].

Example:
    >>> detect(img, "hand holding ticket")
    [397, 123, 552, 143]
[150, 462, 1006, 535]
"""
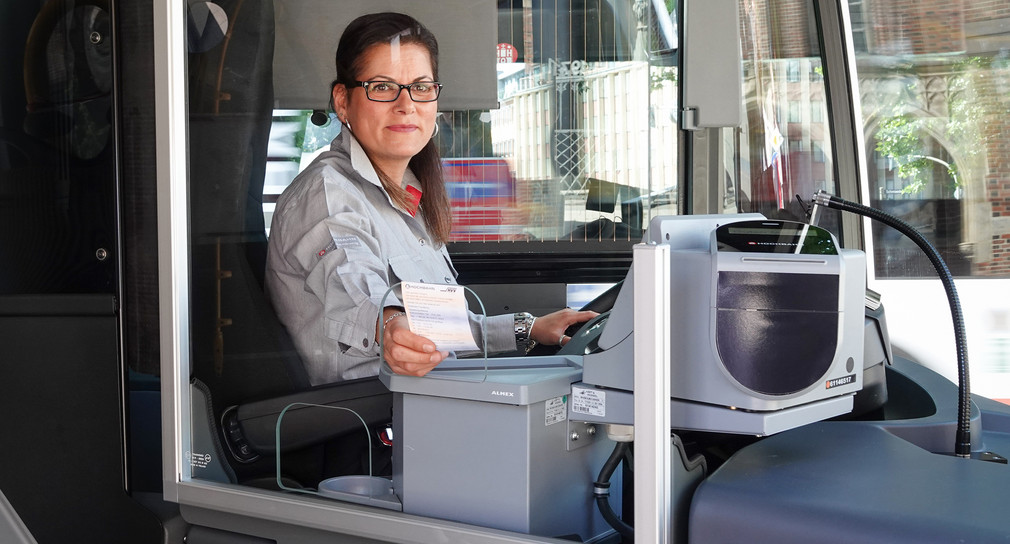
[400, 282, 480, 352]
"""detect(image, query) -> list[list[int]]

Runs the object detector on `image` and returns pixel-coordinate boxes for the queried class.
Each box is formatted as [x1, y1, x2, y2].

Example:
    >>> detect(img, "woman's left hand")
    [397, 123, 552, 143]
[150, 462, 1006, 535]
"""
[531, 308, 599, 347]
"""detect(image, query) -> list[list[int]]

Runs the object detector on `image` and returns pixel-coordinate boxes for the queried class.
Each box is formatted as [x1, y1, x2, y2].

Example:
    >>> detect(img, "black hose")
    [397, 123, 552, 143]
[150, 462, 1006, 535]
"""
[812, 191, 972, 457]
[595, 441, 634, 541]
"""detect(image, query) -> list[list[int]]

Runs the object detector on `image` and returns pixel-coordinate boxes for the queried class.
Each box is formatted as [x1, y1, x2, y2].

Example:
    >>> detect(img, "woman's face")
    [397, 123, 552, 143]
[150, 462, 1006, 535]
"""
[333, 42, 438, 179]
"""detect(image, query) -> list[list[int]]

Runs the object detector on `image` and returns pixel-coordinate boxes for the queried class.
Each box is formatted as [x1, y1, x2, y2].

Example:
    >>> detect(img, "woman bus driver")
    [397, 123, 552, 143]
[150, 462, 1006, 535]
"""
[265, 12, 596, 385]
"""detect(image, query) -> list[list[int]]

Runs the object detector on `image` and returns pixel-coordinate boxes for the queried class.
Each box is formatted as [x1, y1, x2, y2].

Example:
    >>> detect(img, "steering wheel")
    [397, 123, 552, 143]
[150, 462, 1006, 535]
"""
[528, 280, 623, 357]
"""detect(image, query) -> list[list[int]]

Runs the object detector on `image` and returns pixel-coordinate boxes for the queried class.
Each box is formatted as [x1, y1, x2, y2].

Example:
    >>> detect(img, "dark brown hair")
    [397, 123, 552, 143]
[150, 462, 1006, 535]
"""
[333, 12, 451, 245]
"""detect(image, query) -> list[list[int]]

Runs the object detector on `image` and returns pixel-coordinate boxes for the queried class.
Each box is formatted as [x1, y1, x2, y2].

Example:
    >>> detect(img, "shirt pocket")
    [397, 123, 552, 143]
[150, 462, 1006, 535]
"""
[388, 252, 456, 286]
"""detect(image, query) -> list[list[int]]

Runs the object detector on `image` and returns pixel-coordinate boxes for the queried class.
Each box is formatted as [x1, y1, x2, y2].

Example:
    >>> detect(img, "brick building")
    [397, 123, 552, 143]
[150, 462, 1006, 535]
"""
[744, 0, 1010, 276]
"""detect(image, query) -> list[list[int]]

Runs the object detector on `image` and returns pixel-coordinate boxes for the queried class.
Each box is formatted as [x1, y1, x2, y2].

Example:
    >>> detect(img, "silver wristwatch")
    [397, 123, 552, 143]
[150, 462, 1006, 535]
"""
[513, 312, 537, 354]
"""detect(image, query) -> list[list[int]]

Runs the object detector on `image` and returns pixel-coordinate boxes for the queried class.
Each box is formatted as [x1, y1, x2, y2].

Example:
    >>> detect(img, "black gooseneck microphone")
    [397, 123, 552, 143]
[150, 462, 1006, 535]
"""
[810, 190, 983, 458]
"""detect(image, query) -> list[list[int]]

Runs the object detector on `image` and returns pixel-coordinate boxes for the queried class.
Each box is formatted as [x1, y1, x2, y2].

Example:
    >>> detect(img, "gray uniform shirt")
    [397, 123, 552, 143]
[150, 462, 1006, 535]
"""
[265, 131, 515, 385]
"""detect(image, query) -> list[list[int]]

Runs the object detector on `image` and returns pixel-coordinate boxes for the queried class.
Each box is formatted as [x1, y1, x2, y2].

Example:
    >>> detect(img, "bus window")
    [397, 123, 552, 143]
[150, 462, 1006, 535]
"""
[850, 1, 1010, 401]
[180, 0, 686, 523]
[261, 0, 681, 280]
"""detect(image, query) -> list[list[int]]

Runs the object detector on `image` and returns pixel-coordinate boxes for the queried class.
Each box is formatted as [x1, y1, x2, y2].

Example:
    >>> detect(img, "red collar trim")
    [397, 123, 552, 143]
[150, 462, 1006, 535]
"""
[405, 185, 422, 217]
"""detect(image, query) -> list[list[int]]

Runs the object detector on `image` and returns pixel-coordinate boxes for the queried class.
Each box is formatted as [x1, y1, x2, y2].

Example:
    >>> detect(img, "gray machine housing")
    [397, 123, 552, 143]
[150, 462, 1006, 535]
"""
[380, 356, 618, 542]
[577, 214, 865, 434]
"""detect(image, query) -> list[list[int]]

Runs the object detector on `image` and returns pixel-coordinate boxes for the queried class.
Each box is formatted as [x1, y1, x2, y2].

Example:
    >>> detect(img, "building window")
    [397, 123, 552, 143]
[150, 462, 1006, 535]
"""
[788, 101, 801, 123]
[813, 141, 825, 162]
[787, 60, 801, 83]
[848, 0, 870, 53]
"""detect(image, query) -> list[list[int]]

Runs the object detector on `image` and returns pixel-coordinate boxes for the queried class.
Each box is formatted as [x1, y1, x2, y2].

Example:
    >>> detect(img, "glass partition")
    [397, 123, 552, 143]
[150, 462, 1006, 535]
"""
[174, 2, 689, 529]
[162, 0, 869, 540]
[175, 0, 846, 494]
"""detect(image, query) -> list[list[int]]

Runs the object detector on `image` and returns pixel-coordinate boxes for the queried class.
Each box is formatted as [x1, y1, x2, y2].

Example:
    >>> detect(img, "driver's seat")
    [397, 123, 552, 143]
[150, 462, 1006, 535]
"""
[189, 236, 393, 489]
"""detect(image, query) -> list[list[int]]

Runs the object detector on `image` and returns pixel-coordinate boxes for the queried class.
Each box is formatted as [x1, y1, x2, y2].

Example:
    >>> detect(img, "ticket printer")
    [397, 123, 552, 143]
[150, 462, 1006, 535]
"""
[573, 214, 867, 435]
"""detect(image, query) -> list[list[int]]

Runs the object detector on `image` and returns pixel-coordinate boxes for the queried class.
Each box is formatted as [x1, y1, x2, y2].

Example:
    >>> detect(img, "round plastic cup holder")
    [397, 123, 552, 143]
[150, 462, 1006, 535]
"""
[317, 475, 400, 510]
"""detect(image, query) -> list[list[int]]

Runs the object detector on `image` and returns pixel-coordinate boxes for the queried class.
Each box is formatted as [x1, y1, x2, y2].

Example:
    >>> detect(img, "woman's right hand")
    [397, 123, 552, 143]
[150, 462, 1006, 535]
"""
[381, 314, 447, 376]
[531, 308, 599, 347]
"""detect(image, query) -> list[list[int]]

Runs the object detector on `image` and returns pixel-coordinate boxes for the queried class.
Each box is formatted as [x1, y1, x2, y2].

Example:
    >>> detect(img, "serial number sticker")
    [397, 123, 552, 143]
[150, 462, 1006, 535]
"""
[545, 395, 567, 426]
[571, 386, 606, 417]
[826, 374, 857, 389]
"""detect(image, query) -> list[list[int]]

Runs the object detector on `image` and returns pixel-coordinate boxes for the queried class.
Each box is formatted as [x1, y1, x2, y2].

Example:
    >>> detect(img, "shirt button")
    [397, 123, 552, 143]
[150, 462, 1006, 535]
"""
[444, 276, 451, 283]
[362, 338, 369, 347]
[418, 238, 425, 246]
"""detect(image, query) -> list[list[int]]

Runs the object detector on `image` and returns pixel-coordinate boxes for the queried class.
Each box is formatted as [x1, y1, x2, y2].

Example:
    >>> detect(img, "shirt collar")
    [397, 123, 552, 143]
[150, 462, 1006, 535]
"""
[335, 130, 422, 212]
[342, 131, 383, 189]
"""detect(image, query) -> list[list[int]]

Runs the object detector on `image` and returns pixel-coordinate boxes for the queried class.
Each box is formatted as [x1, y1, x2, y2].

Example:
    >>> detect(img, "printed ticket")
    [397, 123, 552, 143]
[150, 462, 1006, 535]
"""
[400, 281, 480, 352]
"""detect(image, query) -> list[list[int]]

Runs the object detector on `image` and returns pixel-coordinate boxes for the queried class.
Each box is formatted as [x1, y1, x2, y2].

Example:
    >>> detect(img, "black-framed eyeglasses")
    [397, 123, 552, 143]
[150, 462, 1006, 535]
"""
[353, 80, 442, 102]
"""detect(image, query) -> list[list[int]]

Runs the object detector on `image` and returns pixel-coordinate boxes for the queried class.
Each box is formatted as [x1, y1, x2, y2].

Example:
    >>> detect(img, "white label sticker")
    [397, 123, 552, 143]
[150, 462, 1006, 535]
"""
[545, 396, 567, 426]
[185, 450, 212, 469]
[571, 386, 606, 417]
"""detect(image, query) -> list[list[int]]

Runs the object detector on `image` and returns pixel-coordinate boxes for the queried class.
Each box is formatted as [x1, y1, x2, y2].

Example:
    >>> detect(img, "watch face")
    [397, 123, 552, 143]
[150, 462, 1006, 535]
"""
[715, 220, 838, 255]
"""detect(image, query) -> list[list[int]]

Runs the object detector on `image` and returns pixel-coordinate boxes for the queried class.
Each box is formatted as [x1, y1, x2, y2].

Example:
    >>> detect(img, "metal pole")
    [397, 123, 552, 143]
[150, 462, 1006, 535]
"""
[633, 243, 672, 542]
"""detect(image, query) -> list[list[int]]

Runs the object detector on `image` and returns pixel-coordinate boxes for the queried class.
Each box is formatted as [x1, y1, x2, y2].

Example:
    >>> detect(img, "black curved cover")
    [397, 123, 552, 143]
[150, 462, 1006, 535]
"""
[716, 271, 839, 395]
